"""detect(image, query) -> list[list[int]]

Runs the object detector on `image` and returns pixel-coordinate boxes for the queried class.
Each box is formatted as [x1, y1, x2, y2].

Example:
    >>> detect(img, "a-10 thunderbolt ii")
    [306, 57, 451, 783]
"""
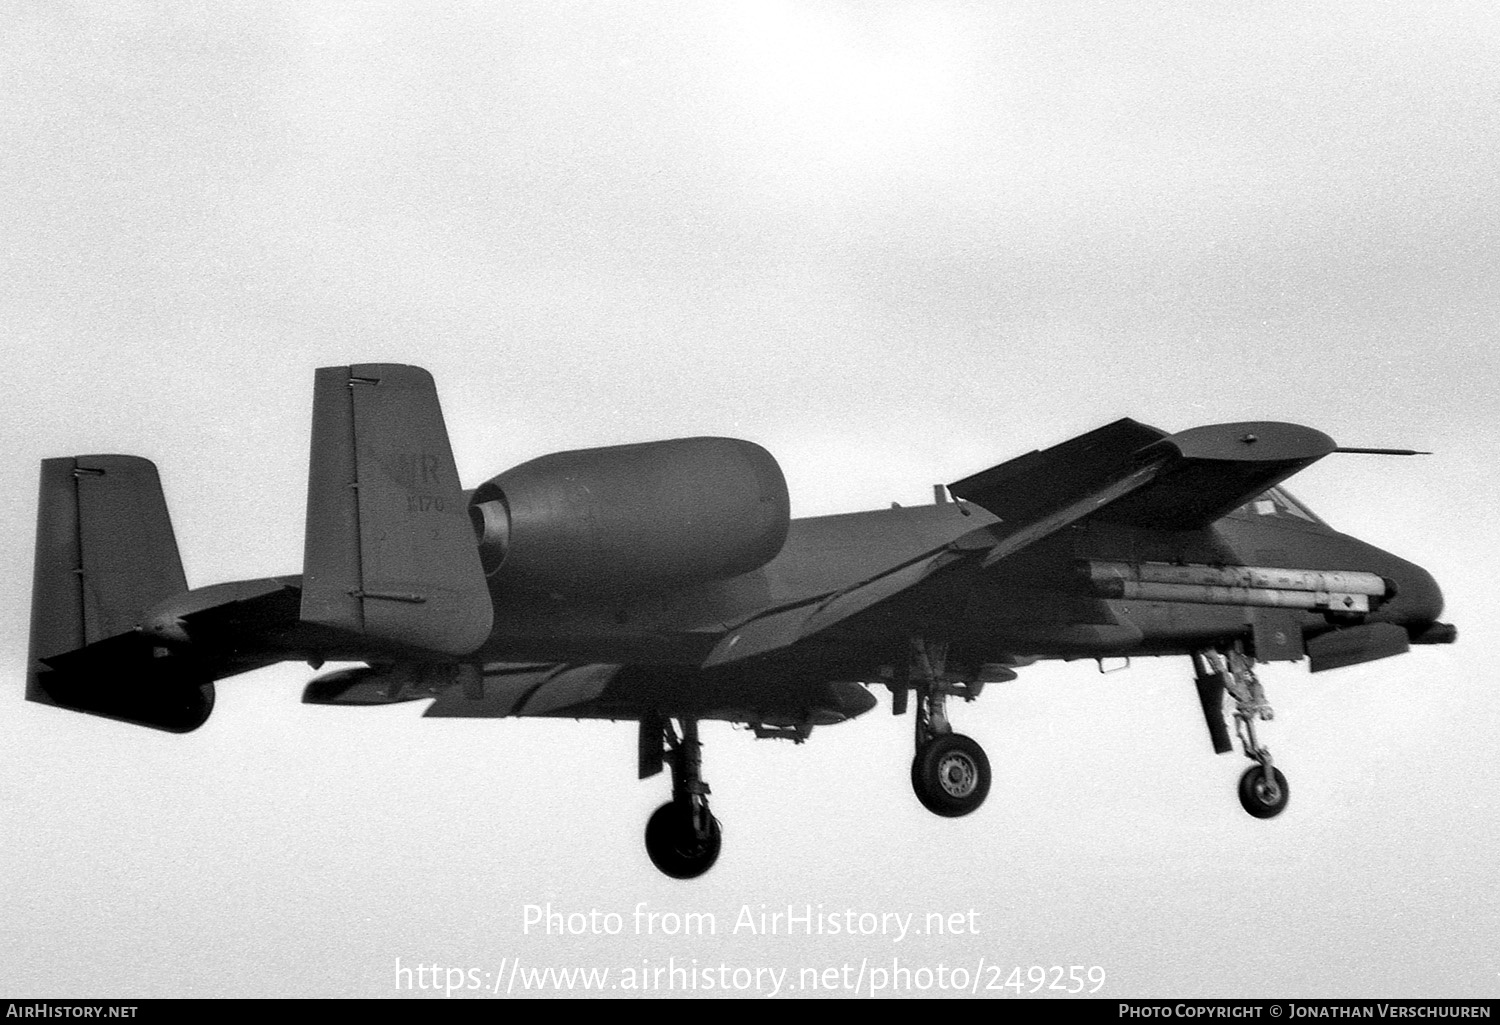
[27, 364, 1456, 878]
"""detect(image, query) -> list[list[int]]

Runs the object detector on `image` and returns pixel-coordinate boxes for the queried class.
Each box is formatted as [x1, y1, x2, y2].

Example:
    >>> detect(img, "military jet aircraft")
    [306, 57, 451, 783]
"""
[27, 364, 1456, 878]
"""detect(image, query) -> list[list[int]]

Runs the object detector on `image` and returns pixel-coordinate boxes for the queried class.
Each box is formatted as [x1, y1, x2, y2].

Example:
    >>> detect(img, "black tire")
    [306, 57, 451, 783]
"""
[1238, 765, 1290, 819]
[911, 733, 991, 818]
[644, 801, 722, 879]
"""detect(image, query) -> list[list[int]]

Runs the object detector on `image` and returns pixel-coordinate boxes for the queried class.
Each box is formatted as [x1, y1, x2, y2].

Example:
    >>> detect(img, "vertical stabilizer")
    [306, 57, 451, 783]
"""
[28, 456, 188, 668]
[27, 455, 212, 732]
[301, 364, 493, 656]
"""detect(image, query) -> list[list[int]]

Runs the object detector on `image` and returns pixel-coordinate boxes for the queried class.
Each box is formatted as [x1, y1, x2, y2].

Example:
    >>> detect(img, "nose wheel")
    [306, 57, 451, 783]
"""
[1238, 764, 1290, 819]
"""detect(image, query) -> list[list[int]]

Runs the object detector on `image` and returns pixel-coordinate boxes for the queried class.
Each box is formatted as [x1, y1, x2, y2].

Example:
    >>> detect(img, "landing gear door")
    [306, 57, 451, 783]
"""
[1251, 608, 1305, 662]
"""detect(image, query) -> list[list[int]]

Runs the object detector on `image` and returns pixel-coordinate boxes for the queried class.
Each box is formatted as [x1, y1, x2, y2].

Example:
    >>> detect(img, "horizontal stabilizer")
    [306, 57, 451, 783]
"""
[301, 364, 492, 656]
[32, 631, 215, 733]
[174, 578, 302, 636]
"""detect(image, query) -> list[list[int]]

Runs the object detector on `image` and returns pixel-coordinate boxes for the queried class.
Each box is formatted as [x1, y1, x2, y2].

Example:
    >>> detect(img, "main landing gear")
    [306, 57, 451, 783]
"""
[640, 717, 721, 879]
[1193, 647, 1289, 819]
[903, 639, 992, 817]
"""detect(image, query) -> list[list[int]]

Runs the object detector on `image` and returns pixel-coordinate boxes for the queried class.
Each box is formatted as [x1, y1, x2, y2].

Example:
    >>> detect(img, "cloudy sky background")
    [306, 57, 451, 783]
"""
[1, 1, 1497, 998]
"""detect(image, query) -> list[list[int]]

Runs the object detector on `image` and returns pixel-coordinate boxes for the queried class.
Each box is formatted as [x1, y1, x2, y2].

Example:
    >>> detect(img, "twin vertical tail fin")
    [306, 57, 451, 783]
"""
[25, 364, 492, 732]
[27, 456, 212, 732]
[299, 364, 493, 657]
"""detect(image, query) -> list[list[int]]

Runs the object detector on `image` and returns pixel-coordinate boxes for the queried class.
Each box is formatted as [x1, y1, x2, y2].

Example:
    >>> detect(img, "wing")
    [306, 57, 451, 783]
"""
[949, 418, 1336, 542]
[705, 418, 1338, 667]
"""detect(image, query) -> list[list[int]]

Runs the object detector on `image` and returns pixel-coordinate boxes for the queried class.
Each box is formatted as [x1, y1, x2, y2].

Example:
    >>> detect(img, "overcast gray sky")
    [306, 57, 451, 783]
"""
[1, 0, 1497, 999]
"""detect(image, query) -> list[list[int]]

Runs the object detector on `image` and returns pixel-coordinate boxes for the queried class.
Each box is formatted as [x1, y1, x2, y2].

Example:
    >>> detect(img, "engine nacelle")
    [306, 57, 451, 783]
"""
[469, 437, 790, 597]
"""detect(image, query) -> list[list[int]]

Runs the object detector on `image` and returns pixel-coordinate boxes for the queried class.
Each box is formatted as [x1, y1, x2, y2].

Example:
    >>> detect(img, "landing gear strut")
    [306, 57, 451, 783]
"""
[906, 639, 991, 817]
[1194, 647, 1289, 819]
[642, 718, 722, 879]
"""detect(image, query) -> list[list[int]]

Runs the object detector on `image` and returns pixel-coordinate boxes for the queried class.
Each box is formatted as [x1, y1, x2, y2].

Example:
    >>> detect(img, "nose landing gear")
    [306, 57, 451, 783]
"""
[1195, 647, 1289, 819]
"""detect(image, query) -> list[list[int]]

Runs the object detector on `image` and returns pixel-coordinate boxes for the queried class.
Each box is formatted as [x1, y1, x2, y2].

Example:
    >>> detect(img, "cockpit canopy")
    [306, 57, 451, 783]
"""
[1227, 486, 1325, 525]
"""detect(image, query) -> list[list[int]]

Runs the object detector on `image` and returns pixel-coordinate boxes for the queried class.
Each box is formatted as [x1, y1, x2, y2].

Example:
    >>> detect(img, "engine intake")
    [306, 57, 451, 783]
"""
[470, 437, 789, 597]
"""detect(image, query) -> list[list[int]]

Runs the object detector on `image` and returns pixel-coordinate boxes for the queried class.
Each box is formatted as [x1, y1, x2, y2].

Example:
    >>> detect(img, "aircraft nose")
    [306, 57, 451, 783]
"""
[1378, 557, 1445, 632]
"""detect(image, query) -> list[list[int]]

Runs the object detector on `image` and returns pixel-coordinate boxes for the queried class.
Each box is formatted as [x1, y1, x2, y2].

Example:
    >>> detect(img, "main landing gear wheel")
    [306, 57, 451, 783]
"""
[1237, 765, 1289, 819]
[641, 716, 721, 879]
[911, 733, 991, 818]
[902, 638, 993, 818]
[645, 801, 722, 879]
